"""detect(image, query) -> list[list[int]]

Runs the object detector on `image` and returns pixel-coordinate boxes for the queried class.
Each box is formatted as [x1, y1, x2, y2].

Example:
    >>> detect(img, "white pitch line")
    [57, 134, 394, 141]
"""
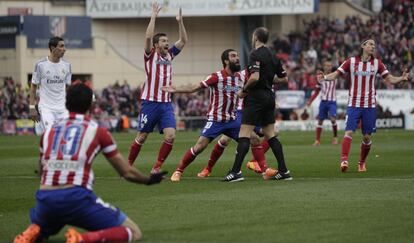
[0, 176, 413, 181]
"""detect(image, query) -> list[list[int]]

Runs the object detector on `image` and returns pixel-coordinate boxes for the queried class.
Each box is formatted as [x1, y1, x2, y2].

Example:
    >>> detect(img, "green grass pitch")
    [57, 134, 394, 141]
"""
[1, 130, 413, 242]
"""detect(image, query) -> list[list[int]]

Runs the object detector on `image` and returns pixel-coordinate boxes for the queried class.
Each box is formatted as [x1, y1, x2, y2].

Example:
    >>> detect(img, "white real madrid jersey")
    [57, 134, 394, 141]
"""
[31, 57, 72, 111]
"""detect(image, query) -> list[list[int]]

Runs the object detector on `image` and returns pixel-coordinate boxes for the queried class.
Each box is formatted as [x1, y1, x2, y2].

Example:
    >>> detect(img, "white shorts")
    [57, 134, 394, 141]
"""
[38, 107, 69, 133]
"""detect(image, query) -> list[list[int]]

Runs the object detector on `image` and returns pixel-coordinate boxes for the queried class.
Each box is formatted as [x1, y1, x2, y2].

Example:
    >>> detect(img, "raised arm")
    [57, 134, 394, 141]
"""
[144, 3, 162, 54]
[174, 7, 188, 50]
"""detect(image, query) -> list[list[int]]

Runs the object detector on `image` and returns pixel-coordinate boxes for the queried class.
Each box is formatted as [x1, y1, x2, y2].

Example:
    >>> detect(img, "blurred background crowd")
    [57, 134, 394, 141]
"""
[1, 0, 413, 121]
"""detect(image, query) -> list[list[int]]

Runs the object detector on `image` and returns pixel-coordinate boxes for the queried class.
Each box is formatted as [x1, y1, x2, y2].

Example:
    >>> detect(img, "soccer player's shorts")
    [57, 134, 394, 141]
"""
[318, 100, 337, 120]
[38, 106, 69, 133]
[201, 119, 241, 141]
[30, 186, 127, 239]
[137, 100, 176, 133]
[242, 90, 275, 127]
[345, 107, 376, 134]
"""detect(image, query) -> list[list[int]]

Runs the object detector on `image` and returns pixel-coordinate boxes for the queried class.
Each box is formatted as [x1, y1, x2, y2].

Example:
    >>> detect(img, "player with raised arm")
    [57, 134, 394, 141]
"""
[14, 84, 166, 243]
[127, 3, 188, 173]
[29, 36, 71, 132]
[306, 59, 339, 146]
[318, 39, 410, 172]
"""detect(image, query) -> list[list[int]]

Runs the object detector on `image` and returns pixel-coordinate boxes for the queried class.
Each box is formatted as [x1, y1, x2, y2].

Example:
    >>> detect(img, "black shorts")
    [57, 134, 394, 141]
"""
[242, 90, 275, 126]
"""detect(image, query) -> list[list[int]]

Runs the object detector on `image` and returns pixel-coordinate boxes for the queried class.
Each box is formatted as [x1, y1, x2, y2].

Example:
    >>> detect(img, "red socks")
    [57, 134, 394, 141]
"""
[206, 141, 226, 172]
[250, 139, 269, 161]
[340, 135, 372, 164]
[316, 125, 322, 142]
[359, 141, 372, 163]
[261, 139, 270, 153]
[128, 139, 142, 166]
[177, 148, 197, 172]
[341, 135, 352, 162]
[81, 226, 132, 243]
[129, 139, 173, 169]
[153, 140, 173, 170]
[251, 145, 268, 171]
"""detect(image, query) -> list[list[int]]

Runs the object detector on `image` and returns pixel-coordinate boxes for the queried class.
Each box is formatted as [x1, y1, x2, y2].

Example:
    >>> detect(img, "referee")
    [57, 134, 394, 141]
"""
[224, 27, 292, 182]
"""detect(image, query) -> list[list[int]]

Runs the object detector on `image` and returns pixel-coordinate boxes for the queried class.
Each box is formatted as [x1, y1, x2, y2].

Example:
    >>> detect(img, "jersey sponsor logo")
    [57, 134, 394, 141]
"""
[47, 79, 65, 84]
[224, 86, 239, 92]
[156, 59, 171, 66]
[353, 70, 375, 76]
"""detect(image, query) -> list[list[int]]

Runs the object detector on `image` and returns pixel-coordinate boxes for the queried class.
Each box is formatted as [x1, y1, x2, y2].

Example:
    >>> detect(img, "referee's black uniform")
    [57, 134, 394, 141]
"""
[224, 43, 291, 182]
[242, 46, 286, 127]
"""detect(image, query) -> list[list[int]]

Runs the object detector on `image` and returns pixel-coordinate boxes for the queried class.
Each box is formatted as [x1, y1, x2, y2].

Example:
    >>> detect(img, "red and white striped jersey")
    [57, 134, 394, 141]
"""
[40, 113, 118, 190]
[236, 69, 249, 110]
[337, 56, 389, 108]
[316, 79, 337, 101]
[141, 47, 179, 102]
[200, 69, 245, 122]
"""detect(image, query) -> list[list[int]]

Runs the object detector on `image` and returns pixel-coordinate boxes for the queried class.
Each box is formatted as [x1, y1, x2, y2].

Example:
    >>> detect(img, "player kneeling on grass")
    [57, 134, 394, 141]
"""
[14, 83, 167, 243]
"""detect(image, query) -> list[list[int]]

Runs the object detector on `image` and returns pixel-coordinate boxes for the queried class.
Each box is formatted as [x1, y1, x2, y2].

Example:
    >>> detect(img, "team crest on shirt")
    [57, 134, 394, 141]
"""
[61, 69, 66, 75]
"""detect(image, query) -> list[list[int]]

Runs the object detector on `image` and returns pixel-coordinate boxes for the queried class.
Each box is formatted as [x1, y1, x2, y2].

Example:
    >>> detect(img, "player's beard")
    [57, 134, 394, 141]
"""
[229, 62, 241, 72]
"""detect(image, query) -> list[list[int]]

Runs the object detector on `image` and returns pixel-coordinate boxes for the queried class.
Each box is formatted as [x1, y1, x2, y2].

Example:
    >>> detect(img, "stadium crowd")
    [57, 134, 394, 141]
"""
[1, 76, 404, 124]
[1, 1, 413, 121]
[0, 77, 29, 120]
[272, 0, 414, 92]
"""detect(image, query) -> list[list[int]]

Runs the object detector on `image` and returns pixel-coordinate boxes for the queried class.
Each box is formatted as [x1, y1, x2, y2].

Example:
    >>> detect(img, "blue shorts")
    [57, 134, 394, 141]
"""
[201, 119, 240, 141]
[345, 107, 376, 134]
[237, 110, 262, 136]
[138, 100, 176, 133]
[318, 101, 337, 120]
[30, 186, 126, 239]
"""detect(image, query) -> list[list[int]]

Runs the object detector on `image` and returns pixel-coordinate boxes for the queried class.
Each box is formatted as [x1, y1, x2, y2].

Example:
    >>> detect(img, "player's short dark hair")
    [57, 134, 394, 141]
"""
[48, 36, 64, 52]
[66, 83, 93, 113]
[253, 27, 269, 44]
[153, 33, 167, 46]
[221, 49, 236, 68]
